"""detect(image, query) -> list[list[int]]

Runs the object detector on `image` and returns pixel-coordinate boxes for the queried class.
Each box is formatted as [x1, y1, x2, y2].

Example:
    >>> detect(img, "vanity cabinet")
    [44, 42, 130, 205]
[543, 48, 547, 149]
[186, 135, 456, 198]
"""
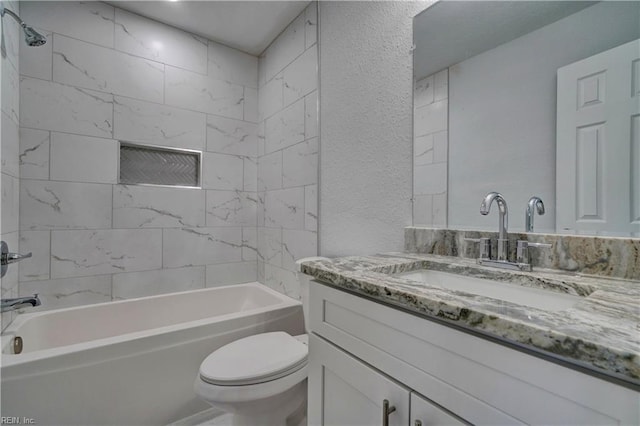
[307, 282, 639, 425]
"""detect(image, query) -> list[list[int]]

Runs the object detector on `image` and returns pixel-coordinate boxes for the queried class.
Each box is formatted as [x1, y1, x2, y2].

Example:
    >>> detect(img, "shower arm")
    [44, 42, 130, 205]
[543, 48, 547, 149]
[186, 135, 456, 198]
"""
[0, 5, 26, 28]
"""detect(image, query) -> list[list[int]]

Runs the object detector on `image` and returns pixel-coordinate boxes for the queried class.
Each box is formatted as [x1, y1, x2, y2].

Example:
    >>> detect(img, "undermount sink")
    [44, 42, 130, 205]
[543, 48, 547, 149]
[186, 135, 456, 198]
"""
[396, 269, 582, 311]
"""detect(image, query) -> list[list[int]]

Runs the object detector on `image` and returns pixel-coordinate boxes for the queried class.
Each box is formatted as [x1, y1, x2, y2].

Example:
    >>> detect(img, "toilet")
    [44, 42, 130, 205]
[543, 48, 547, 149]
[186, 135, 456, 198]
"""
[194, 257, 326, 426]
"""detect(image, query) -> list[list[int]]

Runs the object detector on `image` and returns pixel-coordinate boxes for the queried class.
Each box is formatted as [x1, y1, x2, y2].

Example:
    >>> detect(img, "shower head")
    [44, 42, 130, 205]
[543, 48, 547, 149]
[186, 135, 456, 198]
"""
[0, 5, 47, 47]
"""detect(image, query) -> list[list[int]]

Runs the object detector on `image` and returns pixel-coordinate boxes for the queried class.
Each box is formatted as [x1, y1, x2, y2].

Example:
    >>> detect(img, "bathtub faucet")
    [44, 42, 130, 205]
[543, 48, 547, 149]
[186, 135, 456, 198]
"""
[1, 294, 41, 313]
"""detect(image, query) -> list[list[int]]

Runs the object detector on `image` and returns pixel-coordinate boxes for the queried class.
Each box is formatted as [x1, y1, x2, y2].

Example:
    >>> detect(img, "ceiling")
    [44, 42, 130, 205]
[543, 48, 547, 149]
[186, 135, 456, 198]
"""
[107, 1, 311, 56]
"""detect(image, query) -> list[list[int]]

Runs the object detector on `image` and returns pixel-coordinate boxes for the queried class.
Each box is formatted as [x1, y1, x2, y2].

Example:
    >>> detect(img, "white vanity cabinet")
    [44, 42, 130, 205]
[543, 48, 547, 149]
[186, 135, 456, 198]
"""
[307, 282, 640, 425]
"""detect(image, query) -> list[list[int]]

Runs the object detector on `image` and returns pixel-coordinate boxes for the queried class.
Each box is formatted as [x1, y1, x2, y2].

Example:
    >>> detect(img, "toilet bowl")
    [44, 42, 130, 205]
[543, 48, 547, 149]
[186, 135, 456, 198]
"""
[194, 257, 328, 426]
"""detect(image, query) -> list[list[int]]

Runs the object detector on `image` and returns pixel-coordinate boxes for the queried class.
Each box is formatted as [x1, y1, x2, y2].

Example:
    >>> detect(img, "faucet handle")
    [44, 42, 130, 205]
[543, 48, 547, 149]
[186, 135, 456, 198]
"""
[464, 237, 491, 259]
[516, 240, 552, 263]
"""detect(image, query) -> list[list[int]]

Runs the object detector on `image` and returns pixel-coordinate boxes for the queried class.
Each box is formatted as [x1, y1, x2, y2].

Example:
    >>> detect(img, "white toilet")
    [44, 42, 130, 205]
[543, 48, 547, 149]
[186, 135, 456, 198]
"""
[194, 257, 325, 426]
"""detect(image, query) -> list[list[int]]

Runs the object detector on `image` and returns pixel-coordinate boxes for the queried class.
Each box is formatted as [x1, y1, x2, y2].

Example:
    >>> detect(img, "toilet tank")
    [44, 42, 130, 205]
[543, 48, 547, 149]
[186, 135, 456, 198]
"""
[296, 257, 330, 332]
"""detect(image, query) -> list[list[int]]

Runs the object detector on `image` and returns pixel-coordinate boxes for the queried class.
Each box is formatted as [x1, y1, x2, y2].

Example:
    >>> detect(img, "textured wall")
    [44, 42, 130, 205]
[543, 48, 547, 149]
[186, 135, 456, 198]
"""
[318, 1, 428, 256]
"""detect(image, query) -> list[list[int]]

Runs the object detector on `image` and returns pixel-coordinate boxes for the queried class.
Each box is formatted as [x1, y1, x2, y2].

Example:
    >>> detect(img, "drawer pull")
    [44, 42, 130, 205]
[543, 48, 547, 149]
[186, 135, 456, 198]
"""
[415, 421, 423, 426]
[382, 399, 396, 426]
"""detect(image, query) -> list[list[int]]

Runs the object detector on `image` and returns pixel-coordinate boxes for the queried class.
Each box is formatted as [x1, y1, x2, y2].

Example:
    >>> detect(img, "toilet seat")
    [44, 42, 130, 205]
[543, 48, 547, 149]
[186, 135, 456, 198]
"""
[199, 332, 308, 386]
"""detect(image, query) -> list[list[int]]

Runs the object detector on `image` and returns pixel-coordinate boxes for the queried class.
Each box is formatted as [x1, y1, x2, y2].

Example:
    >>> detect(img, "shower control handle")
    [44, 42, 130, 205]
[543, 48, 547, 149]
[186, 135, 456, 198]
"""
[1, 241, 32, 278]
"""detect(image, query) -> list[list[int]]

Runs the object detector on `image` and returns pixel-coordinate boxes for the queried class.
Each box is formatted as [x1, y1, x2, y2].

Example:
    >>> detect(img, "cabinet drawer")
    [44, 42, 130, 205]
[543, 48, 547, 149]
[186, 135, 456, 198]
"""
[411, 392, 468, 426]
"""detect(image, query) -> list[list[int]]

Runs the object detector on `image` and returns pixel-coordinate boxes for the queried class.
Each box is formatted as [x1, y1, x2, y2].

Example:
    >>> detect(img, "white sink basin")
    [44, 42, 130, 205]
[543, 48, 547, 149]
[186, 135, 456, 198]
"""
[397, 269, 582, 311]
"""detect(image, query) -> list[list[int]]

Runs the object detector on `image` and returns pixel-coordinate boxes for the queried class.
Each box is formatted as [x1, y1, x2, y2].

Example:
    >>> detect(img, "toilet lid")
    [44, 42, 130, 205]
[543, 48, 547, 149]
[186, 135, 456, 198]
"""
[199, 332, 308, 386]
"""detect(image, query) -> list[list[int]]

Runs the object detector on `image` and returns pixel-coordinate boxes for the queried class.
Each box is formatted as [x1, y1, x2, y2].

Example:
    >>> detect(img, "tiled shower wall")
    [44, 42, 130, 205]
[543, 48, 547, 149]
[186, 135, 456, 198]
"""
[1, 1, 21, 330]
[16, 1, 262, 310]
[257, 5, 318, 299]
[413, 69, 448, 227]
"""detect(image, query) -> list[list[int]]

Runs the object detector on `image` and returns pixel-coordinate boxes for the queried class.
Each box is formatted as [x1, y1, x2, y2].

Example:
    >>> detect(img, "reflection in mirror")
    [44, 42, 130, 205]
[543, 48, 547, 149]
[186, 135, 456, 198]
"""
[413, 1, 640, 236]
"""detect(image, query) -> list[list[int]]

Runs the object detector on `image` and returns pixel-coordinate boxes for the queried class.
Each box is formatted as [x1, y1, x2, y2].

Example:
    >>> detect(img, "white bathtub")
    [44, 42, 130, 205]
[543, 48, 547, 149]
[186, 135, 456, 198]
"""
[1, 282, 304, 425]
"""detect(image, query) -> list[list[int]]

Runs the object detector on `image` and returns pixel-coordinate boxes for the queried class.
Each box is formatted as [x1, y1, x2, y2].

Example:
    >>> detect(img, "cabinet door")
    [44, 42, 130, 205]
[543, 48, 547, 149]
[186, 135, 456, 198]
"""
[411, 392, 468, 426]
[308, 333, 410, 426]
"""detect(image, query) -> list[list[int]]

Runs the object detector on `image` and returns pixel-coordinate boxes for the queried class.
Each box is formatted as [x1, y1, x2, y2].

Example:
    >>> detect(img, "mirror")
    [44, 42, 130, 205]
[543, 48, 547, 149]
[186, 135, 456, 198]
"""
[413, 1, 640, 236]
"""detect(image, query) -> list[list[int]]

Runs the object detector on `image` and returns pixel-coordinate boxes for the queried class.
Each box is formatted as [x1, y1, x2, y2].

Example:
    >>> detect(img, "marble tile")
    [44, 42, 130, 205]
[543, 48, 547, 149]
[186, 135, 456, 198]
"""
[414, 162, 448, 196]
[206, 261, 257, 287]
[304, 184, 317, 232]
[19, 230, 50, 282]
[20, 180, 112, 230]
[51, 229, 162, 278]
[206, 115, 258, 157]
[201, 152, 244, 191]
[244, 157, 258, 192]
[257, 192, 265, 227]
[263, 187, 305, 229]
[257, 122, 266, 157]
[258, 227, 282, 267]
[282, 138, 318, 188]
[113, 96, 206, 151]
[264, 98, 305, 154]
[19, 128, 50, 180]
[414, 134, 434, 166]
[1, 174, 19, 234]
[112, 266, 205, 300]
[206, 190, 257, 227]
[1, 287, 18, 332]
[414, 75, 434, 108]
[433, 193, 448, 227]
[264, 264, 300, 300]
[282, 229, 317, 271]
[19, 275, 112, 312]
[415, 99, 448, 138]
[263, 14, 305, 82]
[49, 133, 118, 184]
[242, 227, 258, 261]
[53, 35, 164, 104]
[21, 1, 115, 48]
[258, 151, 282, 192]
[283, 45, 317, 106]
[2, 113, 20, 178]
[113, 185, 206, 228]
[305, 3, 318, 49]
[304, 91, 318, 140]
[1, 232, 19, 292]
[165, 66, 244, 119]
[114, 8, 207, 74]
[433, 131, 448, 163]
[434, 68, 449, 101]
[244, 87, 259, 124]
[162, 227, 242, 268]
[259, 74, 283, 122]
[413, 195, 433, 227]
[20, 77, 113, 138]
[208, 41, 258, 87]
[2, 59, 19, 124]
[257, 259, 265, 283]
[20, 27, 53, 81]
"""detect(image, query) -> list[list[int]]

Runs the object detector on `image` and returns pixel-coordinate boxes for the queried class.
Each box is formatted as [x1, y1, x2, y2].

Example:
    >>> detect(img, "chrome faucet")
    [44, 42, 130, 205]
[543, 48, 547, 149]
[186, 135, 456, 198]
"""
[480, 192, 509, 261]
[525, 196, 545, 232]
[1, 294, 41, 313]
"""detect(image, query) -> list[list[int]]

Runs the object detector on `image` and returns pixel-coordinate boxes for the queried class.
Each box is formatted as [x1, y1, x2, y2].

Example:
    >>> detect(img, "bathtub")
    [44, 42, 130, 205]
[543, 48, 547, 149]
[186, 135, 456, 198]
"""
[0, 282, 304, 425]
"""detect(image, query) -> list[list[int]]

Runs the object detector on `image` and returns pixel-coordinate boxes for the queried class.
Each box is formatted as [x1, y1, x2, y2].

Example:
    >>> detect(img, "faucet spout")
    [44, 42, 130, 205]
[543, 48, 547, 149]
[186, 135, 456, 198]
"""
[480, 192, 508, 240]
[1, 294, 41, 313]
[525, 196, 545, 232]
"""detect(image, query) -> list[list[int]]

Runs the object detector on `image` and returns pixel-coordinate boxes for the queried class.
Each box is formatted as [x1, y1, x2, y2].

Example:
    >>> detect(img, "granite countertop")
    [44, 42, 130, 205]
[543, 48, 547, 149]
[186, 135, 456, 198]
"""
[300, 253, 640, 387]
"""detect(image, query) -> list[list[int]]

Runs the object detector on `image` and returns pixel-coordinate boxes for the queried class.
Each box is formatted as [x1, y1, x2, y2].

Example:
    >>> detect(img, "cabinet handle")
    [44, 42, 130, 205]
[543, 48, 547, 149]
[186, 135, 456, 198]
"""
[382, 399, 396, 426]
[415, 421, 423, 426]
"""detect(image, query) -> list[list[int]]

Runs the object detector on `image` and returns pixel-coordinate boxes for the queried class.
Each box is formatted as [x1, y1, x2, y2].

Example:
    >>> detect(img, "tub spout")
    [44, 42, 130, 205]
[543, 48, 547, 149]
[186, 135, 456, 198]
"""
[1, 294, 41, 313]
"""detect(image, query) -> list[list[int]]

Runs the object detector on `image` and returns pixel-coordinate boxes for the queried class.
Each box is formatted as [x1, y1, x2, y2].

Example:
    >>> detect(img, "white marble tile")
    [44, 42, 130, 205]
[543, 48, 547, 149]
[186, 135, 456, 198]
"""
[244, 157, 258, 192]
[434, 68, 449, 101]
[305, 3, 318, 49]
[244, 87, 259, 123]
[19, 275, 112, 312]
[264, 98, 305, 154]
[50, 132, 118, 184]
[20, 180, 112, 230]
[206, 262, 257, 287]
[208, 41, 258, 88]
[257, 191, 265, 227]
[414, 99, 448, 138]
[21, 1, 115, 48]
[257, 259, 265, 283]
[1, 232, 19, 292]
[113, 96, 206, 151]
[163, 227, 242, 268]
[258, 227, 282, 267]
[206, 115, 257, 157]
[51, 229, 162, 278]
[414, 162, 448, 196]
[114, 8, 207, 74]
[433, 192, 448, 227]
[20, 77, 113, 138]
[414, 75, 434, 108]
[112, 266, 205, 300]
[259, 74, 283, 122]
[282, 138, 317, 188]
[263, 187, 305, 229]
[258, 151, 282, 192]
[264, 264, 299, 300]
[304, 184, 317, 232]
[53, 35, 164, 104]
[2, 113, 19, 178]
[258, 54, 266, 89]
[2, 59, 19, 123]
[19, 230, 50, 282]
[257, 122, 266, 157]
[263, 14, 305, 82]
[304, 90, 318, 139]
[283, 45, 317, 106]
[165, 66, 244, 119]
[202, 152, 244, 190]
[414, 134, 434, 166]
[20, 27, 53, 81]
[19, 128, 50, 180]
[282, 229, 317, 271]
[413, 195, 433, 226]
[242, 227, 258, 261]
[1, 174, 19, 234]
[206, 190, 256, 227]
[113, 185, 206, 228]
[433, 130, 448, 163]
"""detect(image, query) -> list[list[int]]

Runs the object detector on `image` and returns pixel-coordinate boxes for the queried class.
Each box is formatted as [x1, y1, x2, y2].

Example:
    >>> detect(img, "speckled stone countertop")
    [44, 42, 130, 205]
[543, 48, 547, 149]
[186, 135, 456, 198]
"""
[300, 253, 640, 387]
